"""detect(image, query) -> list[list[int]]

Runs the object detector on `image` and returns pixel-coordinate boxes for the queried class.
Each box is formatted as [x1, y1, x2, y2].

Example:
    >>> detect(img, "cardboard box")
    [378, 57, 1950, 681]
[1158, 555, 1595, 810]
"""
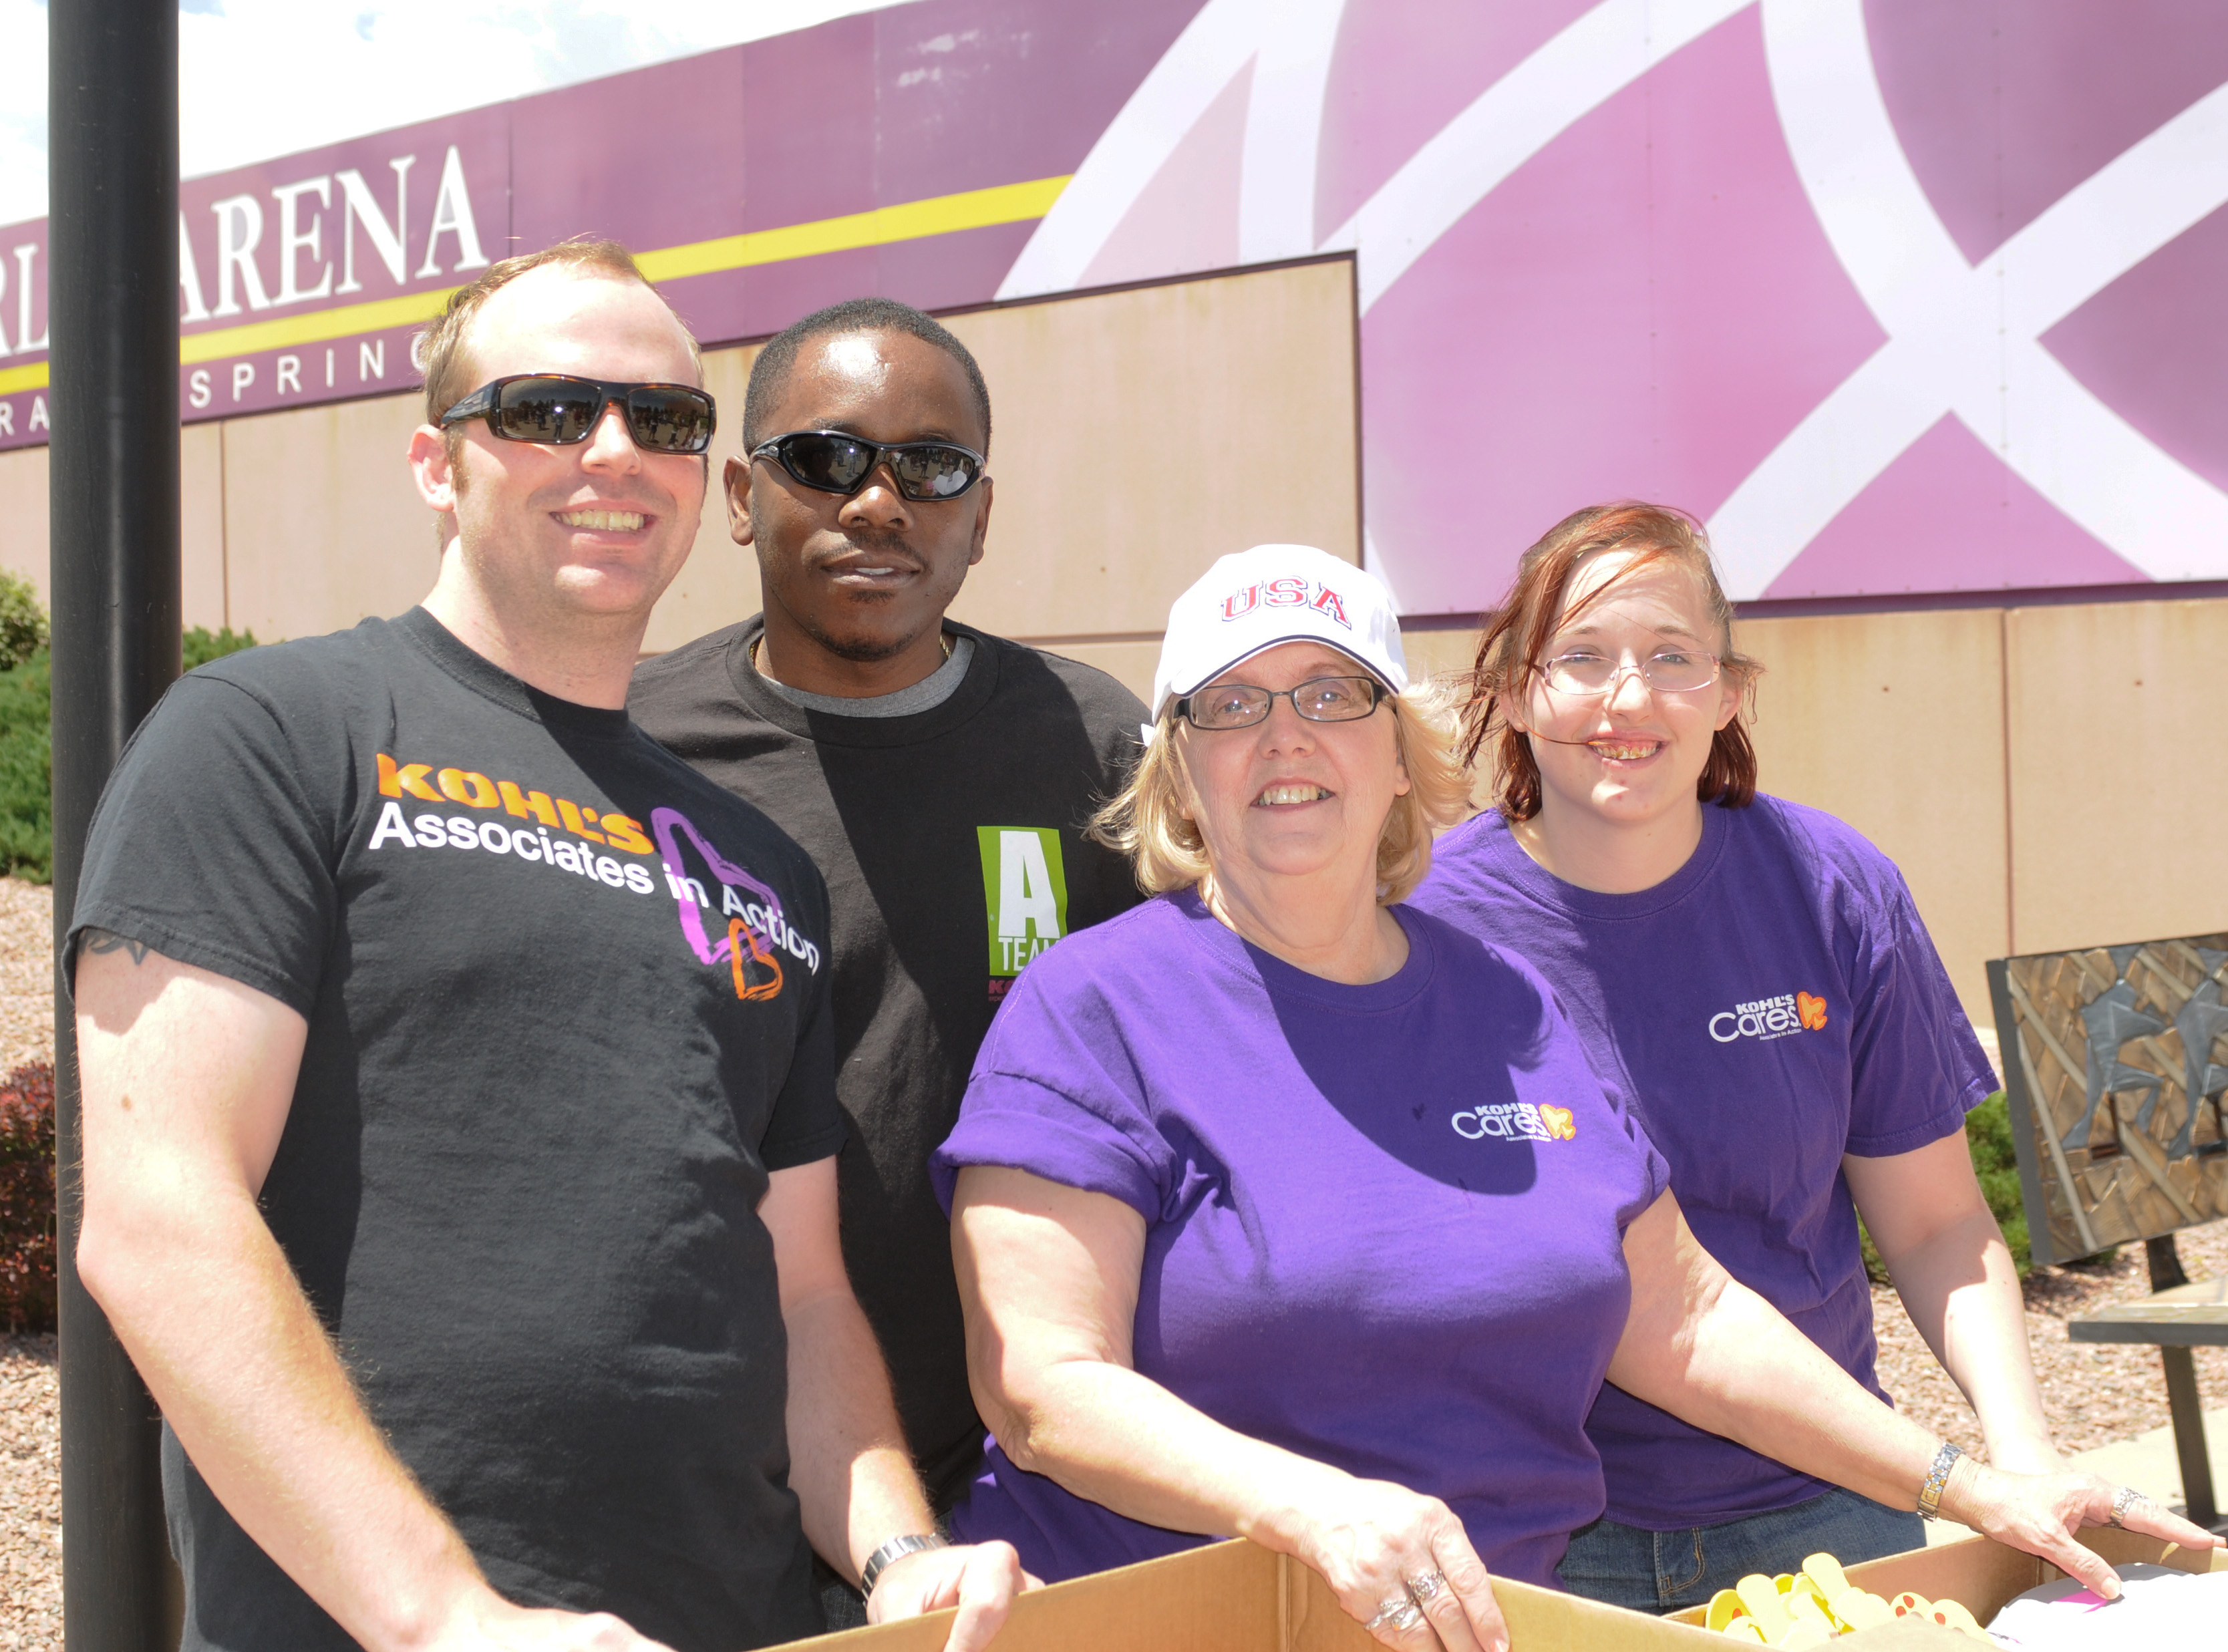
[781, 1527, 2225, 1651]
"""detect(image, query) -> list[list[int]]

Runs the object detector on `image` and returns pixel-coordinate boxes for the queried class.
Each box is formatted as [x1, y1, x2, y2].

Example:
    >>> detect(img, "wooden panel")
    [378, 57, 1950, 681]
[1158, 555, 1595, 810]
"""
[181, 423, 226, 631]
[941, 260, 1360, 641]
[0, 444, 47, 605]
[1019, 637, 1161, 709]
[642, 342, 761, 654]
[222, 391, 442, 642]
[1734, 608, 2009, 1021]
[2006, 597, 2228, 956]
[1398, 624, 1481, 689]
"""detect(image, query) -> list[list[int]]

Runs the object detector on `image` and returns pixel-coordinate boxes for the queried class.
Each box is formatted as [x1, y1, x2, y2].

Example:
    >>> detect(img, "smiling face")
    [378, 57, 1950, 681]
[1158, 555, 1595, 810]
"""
[734, 327, 992, 665]
[1506, 550, 1743, 834]
[1173, 641, 1410, 890]
[415, 264, 707, 628]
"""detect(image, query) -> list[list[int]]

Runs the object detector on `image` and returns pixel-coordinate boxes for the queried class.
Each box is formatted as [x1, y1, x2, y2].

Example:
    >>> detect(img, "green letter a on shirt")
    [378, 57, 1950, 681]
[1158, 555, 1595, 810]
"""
[978, 826, 1069, 978]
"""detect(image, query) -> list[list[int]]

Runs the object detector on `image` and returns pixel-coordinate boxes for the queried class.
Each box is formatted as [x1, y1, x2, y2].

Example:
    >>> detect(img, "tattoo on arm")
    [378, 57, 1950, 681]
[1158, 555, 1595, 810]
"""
[82, 929, 152, 966]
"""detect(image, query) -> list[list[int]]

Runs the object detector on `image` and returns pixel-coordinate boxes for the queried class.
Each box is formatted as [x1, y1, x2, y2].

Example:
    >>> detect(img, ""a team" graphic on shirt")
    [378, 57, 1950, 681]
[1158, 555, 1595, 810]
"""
[1708, 991, 1829, 1044]
[978, 826, 1068, 993]
[1451, 1101, 1577, 1143]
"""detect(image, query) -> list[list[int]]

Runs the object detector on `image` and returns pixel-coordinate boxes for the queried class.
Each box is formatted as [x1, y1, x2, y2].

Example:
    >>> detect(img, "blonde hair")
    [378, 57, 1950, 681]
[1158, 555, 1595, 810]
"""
[1090, 678, 1472, 904]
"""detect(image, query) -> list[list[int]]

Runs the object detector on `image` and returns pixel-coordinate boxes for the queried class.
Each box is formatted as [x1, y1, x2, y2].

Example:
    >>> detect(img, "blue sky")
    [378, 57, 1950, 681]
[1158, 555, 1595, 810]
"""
[0, 0, 918, 229]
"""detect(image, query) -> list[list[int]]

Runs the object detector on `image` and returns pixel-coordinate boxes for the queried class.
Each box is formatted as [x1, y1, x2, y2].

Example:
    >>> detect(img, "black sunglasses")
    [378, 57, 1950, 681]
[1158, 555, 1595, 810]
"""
[751, 430, 986, 502]
[440, 375, 718, 455]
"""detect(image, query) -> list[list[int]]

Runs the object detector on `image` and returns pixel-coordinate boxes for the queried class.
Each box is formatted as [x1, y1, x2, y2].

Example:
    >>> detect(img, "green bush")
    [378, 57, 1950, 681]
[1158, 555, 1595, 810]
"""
[0, 649, 49, 883]
[0, 572, 47, 671]
[184, 625, 261, 672]
[0, 625, 261, 885]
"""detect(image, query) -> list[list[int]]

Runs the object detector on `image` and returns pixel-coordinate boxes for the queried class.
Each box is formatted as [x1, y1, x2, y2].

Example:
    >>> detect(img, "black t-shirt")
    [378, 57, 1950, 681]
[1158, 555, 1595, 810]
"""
[69, 608, 841, 1652]
[631, 617, 1145, 1507]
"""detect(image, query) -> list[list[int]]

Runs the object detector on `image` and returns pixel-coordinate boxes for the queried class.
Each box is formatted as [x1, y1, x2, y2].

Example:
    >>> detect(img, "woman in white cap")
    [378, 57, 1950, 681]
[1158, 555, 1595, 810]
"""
[929, 544, 2207, 1652]
[1408, 503, 2080, 1611]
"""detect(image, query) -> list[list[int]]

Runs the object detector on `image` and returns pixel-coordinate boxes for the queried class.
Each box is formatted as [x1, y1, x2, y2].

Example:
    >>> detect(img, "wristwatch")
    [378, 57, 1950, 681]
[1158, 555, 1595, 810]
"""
[861, 1532, 951, 1596]
[1917, 1440, 1965, 1520]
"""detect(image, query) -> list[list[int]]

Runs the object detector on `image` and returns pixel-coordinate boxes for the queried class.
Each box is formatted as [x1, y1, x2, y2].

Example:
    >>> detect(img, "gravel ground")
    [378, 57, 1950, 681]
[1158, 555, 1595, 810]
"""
[0, 1334, 57, 1647]
[0, 875, 2218, 1636]
[1876, 1220, 2228, 1457]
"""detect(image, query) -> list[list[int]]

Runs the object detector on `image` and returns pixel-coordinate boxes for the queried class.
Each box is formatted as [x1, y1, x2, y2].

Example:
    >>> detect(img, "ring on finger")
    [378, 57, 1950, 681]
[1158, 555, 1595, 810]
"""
[1405, 1571, 1450, 1606]
[1366, 1597, 1426, 1634]
[2107, 1485, 2151, 1528]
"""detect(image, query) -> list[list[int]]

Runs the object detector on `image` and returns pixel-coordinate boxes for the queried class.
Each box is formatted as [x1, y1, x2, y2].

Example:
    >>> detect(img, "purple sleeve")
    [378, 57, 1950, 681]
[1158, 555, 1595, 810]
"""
[931, 955, 1180, 1221]
[1843, 872, 1998, 1158]
[934, 1074, 1167, 1220]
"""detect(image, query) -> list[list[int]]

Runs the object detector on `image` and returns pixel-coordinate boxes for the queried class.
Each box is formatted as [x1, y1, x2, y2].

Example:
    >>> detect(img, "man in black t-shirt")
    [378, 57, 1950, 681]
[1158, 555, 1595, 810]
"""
[71, 245, 1021, 1652]
[631, 300, 1146, 1532]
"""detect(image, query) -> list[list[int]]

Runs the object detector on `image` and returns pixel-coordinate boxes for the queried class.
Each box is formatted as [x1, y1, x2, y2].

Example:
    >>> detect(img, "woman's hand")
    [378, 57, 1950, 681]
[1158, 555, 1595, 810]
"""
[1939, 1457, 2221, 1599]
[1279, 1475, 1506, 1652]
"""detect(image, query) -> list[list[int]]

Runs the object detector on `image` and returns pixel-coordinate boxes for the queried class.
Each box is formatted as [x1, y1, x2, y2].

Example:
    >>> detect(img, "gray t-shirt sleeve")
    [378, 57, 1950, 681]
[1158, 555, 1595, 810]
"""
[69, 671, 345, 1016]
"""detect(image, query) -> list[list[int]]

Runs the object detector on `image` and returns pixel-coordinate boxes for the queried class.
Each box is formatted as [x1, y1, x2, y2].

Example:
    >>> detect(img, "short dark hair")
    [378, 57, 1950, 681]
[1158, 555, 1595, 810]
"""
[743, 297, 991, 452]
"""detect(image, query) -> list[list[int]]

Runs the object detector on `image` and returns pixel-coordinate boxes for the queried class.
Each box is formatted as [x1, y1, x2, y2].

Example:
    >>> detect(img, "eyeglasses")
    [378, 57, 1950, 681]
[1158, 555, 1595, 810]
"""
[1537, 647, 1720, 696]
[440, 375, 718, 455]
[1175, 675, 1388, 731]
[752, 430, 986, 502]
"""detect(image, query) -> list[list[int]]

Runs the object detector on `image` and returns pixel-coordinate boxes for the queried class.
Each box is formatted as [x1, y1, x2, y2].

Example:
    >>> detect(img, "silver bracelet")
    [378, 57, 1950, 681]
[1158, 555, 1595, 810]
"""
[1917, 1440, 1965, 1520]
[861, 1532, 950, 1596]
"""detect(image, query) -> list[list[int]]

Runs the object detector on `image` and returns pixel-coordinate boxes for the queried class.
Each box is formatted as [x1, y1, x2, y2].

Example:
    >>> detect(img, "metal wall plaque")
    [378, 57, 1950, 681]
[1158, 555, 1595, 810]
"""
[1988, 937, 2228, 1267]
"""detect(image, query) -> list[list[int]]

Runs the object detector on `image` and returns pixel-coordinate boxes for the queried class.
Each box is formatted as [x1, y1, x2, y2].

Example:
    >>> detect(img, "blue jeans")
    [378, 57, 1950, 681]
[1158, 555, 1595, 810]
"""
[1557, 1486, 1926, 1615]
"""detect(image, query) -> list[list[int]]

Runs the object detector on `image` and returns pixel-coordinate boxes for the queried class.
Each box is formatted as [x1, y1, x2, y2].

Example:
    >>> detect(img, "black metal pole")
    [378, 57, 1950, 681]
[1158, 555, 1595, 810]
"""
[49, 3, 183, 1648]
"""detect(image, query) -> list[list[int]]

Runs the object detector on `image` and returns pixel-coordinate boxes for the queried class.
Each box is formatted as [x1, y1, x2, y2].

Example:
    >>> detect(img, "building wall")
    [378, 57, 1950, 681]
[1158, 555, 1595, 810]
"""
[2, 255, 2223, 1023]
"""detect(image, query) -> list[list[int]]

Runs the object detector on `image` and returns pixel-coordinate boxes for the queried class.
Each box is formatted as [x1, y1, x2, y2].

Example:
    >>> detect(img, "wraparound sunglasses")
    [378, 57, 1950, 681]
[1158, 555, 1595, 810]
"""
[751, 430, 987, 502]
[440, 375, 718, 455]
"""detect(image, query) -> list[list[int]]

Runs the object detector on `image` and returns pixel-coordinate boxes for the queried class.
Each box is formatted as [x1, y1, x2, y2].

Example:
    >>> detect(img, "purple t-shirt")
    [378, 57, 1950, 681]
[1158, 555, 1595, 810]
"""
[1409, 797, 1994, 1529]
[930, 890, 1669, 1590]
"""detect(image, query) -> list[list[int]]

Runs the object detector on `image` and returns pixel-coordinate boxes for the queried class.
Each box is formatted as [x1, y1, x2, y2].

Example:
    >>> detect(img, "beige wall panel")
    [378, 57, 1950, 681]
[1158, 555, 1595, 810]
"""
[223, 392, 437, 641]
[2006, 597, 2228, 956]
[1736, 609, 2009, 1021]
[0, 445, 48, 605]
[1028, 637, 1162, 708]
[643, 343, 763, 654]
[945, 261, 1359, 641]
[1401, 625, 1482, 687]
[180, 423, 227, 631]
[0, 430, 230, 629]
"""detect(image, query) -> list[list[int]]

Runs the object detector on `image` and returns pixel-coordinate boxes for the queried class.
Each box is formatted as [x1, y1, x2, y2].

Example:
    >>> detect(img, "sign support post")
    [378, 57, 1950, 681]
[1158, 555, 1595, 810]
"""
[49, 1, 184, 1645]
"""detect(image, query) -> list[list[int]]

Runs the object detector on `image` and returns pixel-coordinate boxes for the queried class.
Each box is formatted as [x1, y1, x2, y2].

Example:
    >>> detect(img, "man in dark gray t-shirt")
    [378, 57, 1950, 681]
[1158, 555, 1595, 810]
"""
[633, 301, 1146, 1542]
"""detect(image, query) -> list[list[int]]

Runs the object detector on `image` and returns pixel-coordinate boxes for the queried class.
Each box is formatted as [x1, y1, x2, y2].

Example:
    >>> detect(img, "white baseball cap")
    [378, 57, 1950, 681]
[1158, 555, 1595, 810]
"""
[1150, 544, 1408, 724]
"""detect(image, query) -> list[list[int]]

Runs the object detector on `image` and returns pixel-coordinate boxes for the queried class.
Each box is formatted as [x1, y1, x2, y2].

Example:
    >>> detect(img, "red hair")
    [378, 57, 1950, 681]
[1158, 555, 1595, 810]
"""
[1460, 502, 1761, 820]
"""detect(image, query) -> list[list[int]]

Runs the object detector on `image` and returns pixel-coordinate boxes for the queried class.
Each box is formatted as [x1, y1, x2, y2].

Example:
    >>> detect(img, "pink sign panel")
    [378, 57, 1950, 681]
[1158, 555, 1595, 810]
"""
[5, 0, 2225, 605]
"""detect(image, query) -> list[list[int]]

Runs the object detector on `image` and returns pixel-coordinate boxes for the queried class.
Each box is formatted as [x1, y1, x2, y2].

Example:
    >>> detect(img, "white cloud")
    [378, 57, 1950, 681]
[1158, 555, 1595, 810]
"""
[0, 0, 915, 230]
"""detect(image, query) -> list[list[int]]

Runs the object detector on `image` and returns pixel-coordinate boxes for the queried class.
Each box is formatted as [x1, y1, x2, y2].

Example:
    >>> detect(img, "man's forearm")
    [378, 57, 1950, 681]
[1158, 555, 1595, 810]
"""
[84, 1175, 491, 1651]
[782, 1289, 937, 1583]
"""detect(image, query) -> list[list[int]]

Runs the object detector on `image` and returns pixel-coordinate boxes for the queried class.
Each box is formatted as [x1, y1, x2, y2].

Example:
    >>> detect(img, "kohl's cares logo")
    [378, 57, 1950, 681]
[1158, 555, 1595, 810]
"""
[1219, 577, 1351, 629]
[1452, 1101, 1577, 1143]
[1709, 991, 1829, 1044]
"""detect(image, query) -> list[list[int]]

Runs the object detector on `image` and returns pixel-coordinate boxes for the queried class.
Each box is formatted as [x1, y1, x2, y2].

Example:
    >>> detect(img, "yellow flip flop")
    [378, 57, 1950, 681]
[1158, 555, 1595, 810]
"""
[1734, 1573, 1793, 1639]
[1706, 1588, 1750, 1633]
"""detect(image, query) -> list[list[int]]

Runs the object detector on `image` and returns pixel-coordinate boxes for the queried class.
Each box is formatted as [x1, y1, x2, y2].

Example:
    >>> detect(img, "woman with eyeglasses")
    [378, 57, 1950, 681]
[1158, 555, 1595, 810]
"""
[928, 542, 2203, 1652]
[1406, 502, 2060, 1613]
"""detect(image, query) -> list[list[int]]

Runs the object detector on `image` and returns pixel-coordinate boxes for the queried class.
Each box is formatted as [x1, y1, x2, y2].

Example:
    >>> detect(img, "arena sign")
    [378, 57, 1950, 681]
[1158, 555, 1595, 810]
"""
[3, 0, 2223, 607]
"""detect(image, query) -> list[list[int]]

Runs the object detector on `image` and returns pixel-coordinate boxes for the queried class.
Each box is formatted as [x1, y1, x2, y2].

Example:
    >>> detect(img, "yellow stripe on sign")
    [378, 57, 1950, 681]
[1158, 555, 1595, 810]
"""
[637, 174, 1071, 284]
[1, 174, 1070, 393]
[178, 285, 462, 365]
